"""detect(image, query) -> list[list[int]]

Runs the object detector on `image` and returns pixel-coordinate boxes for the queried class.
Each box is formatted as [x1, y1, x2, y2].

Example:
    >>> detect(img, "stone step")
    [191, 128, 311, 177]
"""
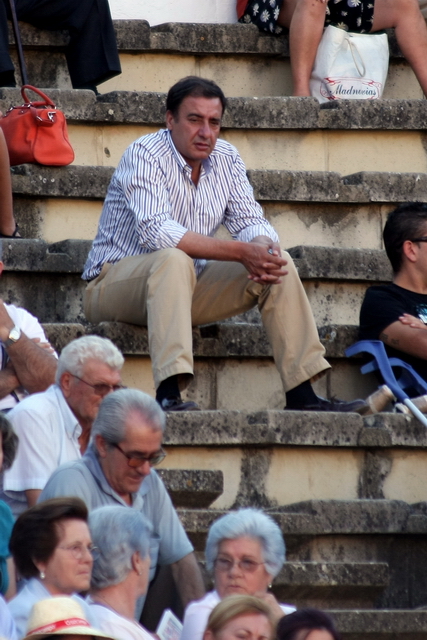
[40, 319, 372, 411]
[7, 22, 422, 99]
[273, 561, 388, 609]
[197, 559, 389, 609]
[179, 500, 427, 609]
[2, 89, 426, 174]
[2, 241, 391, 404]
[8, 164, 426, 246]
[158, 412, 427, 510]
[156, 469, 223, 508]
[329, 610, 427, 640]
[1, 239, 391, 326]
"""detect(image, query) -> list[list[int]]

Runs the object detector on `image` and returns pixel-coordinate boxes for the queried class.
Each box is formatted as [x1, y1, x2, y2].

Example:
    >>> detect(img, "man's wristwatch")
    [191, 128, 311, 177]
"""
[4, 325, 21, 347]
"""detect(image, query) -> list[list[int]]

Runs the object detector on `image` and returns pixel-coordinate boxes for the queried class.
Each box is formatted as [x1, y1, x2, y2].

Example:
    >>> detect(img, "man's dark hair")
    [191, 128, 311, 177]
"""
[277, 608, 342, 640]
[383, 202, 427, 274]
[0, 413, 18, 471]
[10, 497, 88, 578]
[166, 76, 227, 118]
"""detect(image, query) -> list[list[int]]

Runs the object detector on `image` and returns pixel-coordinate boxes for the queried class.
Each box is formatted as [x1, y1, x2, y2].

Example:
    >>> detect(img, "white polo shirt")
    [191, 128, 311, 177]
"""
[2, 384, 82, 517]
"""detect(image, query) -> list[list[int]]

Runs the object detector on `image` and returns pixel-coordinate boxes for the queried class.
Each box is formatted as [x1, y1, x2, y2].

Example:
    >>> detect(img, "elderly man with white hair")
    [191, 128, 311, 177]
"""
[2, 335, 124, 516]
[181, 508, 296, 640]
[87, 505, 154, 639]
[40, 388, 205, 616]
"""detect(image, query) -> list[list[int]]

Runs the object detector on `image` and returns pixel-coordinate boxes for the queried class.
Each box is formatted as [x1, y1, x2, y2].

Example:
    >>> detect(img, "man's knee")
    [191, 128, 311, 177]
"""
[150, 248, 196, 281]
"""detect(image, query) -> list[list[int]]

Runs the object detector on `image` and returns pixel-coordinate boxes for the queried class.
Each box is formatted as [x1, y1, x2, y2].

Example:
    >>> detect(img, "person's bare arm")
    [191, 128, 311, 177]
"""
[0, 301, 56, 394]
[170, 552, 206, 607]
[25, 489, 42, 508]
[4, 557, 16, 600]
[380, 320, 427, 360]
[177, 231, 287, 284]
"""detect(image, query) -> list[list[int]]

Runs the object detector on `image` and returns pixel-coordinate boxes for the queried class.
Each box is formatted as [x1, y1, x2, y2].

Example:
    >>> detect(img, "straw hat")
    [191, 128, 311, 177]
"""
[24, 597, 117, 640]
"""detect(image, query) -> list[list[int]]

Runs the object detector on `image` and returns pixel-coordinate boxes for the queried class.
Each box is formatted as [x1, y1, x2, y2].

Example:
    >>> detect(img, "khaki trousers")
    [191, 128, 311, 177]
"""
[84, 248, 330, 392]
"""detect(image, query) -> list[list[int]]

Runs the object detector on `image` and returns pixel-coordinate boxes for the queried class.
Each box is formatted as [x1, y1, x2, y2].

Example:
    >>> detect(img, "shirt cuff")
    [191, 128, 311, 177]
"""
[237, 224, 280, 244]
[151, 220, 189, 250]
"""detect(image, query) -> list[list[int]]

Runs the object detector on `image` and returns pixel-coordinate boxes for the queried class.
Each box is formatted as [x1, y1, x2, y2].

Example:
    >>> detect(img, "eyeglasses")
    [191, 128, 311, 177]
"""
[410, 237, 427, 243]
[72, 374, 125, 396]
[214, 556, 265, 573]
[57, 543, 100, 561]
[111, 442, 167, 468]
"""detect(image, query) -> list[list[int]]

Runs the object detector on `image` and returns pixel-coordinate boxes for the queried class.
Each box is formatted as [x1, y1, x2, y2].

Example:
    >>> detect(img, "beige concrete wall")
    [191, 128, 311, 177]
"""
[100, 53, 423, 99]
[158, 445, 427, 509]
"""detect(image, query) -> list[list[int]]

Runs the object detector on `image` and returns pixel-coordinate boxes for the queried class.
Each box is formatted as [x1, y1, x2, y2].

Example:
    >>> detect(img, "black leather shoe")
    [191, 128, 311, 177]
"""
[159, 396, 201, 412]
[285, 396, 369, 413]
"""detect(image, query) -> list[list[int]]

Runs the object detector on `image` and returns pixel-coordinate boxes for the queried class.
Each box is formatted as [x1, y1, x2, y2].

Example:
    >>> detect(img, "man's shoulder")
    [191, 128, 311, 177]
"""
[44, 456, 90, 486]
[125, 129, 172, 161]
[364, 283, 422, 303]
[4, 303, 42, 331]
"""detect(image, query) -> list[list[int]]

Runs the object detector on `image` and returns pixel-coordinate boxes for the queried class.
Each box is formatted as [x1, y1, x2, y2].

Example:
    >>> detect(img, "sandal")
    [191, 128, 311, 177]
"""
[0, 224, 21, 238]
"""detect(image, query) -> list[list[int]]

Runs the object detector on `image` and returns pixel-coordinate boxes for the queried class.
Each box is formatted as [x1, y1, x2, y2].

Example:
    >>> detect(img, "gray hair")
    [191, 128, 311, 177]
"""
[91, 387, 165, 445]
[55, 335, 124, 384]
[89, 506, 152, 590]
[0, 413, 18, 471]
[205, 508, 285, 578]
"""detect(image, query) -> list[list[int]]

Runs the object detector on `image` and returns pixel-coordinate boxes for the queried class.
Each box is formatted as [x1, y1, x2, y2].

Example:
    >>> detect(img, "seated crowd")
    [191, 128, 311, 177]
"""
[0, 1, 425, 634]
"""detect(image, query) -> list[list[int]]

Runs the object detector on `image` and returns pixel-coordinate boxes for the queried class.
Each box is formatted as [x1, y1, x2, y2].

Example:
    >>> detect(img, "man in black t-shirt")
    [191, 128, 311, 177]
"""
[360, 202, 427, 385]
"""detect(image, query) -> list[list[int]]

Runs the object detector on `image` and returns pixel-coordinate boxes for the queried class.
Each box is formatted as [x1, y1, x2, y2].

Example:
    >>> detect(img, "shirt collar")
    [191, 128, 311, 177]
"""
[165, 129, 213, 178]
[52, 384, 82, 439]
[82, 445, 146, 507]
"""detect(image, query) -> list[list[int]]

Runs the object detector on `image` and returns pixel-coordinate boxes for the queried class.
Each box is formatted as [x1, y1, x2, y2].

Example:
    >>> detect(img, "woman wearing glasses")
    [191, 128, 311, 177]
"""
[181, 508, 295, 640]
[7, 497, 97, 638]
[87, 506, 154, 640]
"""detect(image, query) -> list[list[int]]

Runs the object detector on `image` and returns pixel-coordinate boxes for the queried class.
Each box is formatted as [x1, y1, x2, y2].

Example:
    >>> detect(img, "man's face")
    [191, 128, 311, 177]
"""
[96, 411, 163, 500]
[61, 359, 122, 426]
[166, 95, 222, 169]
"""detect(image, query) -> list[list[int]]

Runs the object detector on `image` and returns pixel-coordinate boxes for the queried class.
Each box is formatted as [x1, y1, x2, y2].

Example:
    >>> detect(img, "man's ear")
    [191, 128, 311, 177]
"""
[402, 239, 418, 264]
[60, 371, 73, 398]
[0, 261, 4, 277]
[165, 110, 174, 130]
[95, 434, 108, 459]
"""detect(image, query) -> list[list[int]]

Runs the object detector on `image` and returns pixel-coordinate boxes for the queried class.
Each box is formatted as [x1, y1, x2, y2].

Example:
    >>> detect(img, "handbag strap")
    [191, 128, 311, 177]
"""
[21, 85, 56, 108]
[346, 36, 366, 77]
[8, 0, 28, 85]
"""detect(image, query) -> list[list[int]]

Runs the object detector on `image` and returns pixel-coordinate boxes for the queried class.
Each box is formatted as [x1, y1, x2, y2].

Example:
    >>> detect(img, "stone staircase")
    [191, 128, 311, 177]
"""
[4, 19, 427, 638]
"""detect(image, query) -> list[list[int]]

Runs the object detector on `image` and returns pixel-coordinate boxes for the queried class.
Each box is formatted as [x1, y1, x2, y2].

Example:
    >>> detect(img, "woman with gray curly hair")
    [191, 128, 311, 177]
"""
[87, 505, 153, 640]
[181, 508, 295, 640]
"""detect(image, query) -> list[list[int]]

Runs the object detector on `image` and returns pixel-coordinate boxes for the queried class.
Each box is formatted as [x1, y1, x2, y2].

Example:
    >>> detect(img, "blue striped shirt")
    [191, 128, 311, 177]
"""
[82, 129, 279, 280]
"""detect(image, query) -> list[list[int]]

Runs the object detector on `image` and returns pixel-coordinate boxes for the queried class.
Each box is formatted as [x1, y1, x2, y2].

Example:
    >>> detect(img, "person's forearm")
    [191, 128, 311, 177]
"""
[177, 230, 247, 262]
[6, 333, 57, 393]
[0, 367, 20, 399]
[171, 552, 206, 607]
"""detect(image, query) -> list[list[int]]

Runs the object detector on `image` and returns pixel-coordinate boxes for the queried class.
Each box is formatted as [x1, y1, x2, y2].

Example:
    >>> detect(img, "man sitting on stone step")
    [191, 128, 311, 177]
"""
[0, 247, 57, 412]
[82, 76, 365, 413]
[1, 335, 124, 517]
[360, 202, 427, 388]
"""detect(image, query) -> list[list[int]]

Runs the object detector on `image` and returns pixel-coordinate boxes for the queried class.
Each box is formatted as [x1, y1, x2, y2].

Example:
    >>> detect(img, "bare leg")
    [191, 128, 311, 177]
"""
[0, 129, 18, 236]
[372, 0, 427, 97]
[278, 0, 327, 96]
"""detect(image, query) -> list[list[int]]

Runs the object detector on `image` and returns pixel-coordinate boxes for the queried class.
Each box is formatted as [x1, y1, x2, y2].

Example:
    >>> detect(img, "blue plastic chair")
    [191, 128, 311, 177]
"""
[345, 340, 427, 426]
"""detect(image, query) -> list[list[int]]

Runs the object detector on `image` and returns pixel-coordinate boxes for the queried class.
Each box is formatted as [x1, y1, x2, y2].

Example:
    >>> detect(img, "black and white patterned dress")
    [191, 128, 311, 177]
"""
[238, 0, 375, 34]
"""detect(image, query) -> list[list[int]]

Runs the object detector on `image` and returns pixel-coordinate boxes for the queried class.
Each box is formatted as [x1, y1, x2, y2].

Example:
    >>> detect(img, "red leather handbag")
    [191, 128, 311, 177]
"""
[0, 85, 75, 166]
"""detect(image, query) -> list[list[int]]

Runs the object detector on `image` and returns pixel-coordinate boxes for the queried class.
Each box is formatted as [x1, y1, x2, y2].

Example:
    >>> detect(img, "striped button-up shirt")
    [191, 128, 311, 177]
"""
[82, 129, 279, 280]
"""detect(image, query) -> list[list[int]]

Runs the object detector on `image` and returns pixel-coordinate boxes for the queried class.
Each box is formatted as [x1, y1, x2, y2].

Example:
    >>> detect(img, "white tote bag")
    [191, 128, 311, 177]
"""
[310, 25, 389, 103]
